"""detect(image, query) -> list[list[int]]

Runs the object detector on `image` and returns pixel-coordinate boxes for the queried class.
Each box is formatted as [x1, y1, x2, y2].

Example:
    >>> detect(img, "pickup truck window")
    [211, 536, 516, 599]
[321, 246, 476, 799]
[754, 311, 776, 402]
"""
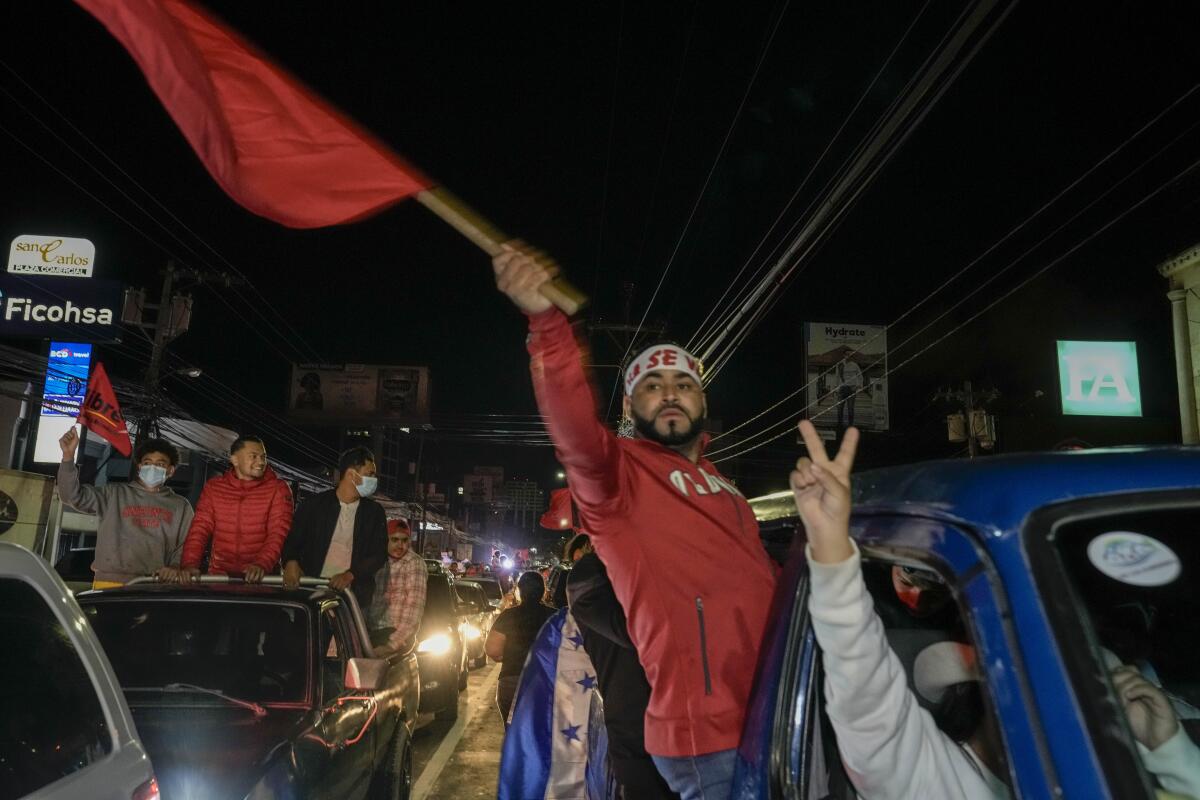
[1050, 505, 1200, 799]
[1, 577, 112, 797]
[790, 554, 1015, 798]
[320, 603, 354, 702]
[85, 599, 311, 704]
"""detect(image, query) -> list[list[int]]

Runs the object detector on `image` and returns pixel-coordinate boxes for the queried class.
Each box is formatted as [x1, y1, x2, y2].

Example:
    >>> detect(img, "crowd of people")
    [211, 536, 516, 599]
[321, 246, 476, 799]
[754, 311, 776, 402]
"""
[57, 433, 427, 657]
[491, 243, 1200, 800]
[51, 241, 1200, 800]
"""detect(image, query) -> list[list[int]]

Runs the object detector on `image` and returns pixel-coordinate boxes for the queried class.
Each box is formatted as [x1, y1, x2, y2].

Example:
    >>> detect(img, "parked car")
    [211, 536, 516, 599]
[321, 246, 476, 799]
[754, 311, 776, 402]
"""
[417, 566, 470, 720]
[54, 545, 97, 594]
[466, 573, 509, 610]
[455, 580, 497, 669]
[77, 575, 420, 800]
[733, 447, 1200, 800]
[0, 542, 158, 800]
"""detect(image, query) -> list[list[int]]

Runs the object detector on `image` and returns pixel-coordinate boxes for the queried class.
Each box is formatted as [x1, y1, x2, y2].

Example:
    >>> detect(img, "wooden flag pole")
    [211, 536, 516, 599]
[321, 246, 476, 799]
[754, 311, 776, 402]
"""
[415, 186, 588, 315]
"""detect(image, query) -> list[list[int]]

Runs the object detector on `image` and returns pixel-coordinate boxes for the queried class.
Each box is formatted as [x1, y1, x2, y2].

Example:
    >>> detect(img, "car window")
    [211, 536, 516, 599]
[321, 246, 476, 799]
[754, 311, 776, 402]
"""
[787, 554, 1014, 798]
[424, 575, 455, 622]
[319, 603, 353, 703]
[0, 577, 113, 797]
[1047, 504, 1200, 799]
[84, 598, 310, 704]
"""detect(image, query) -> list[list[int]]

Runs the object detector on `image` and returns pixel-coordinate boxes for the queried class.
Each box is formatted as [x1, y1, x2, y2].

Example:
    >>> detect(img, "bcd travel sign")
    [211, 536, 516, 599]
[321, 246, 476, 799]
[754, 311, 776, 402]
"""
[1057, 340, 1143, 417]
[7, 234, 95, 278]
[0, 275, 123, 342]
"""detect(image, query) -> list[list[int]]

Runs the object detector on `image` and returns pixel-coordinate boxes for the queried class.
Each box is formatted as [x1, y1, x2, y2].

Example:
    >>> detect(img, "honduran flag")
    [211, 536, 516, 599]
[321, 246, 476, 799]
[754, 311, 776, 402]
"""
[499, 609, 617, 800]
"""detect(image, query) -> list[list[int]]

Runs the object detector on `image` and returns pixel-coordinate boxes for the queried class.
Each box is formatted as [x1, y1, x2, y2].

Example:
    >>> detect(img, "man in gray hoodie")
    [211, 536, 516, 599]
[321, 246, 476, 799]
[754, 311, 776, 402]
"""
[58, 427, 195, 588]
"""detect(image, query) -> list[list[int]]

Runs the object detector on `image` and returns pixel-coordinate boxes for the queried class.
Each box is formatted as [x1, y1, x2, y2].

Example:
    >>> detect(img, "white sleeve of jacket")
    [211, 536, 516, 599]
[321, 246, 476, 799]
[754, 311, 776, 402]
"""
[1138, 725, 1200, 798]
[807, 543, 1009, 800]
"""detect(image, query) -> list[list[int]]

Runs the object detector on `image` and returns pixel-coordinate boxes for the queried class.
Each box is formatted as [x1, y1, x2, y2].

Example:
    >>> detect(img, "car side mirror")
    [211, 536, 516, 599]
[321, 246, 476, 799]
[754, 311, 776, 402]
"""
[344, 657, 387, 691]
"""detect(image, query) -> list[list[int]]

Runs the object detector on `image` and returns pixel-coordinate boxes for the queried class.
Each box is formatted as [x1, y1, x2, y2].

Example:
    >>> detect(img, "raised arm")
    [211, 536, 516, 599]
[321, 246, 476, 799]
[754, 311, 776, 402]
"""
[493, 244, 623, 511]
[792, 421, 1005, 800]
[56, 428, 106, 515]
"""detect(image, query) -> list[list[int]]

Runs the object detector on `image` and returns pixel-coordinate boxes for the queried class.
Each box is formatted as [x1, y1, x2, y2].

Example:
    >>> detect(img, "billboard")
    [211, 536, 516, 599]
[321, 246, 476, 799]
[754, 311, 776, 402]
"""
[803, 322, 889, 435]
[0, 274, 123, 342]
[33, 342, 93, 463]
[1057, 340, 1142, 417]
[8, 234, 95, 278]
[287, 364, 430, 425]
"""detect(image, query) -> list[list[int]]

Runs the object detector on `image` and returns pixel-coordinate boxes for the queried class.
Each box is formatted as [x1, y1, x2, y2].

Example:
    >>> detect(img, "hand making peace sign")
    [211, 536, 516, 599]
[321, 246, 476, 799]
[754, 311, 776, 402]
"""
[791, 420, 859, 564]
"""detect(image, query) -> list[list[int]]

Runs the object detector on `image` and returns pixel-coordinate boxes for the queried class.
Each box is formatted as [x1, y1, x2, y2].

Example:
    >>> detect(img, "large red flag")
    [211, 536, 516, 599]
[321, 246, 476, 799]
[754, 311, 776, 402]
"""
[75, 0, 431, 228]
[540, 487, 577, 532]
[77, 363, 133, 456]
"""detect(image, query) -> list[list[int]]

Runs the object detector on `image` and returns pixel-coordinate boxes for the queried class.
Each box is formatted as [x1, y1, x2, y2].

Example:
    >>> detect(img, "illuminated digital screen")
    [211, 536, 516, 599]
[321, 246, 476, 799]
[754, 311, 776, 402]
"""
[33, 341, 92, 463]
[1057, 340, 1142, 417]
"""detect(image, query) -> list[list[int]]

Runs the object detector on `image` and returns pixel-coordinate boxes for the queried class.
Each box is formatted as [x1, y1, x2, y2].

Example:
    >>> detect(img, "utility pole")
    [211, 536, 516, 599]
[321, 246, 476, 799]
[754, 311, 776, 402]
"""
[937, 381, 999, 457]
[122, 261, 246, 454]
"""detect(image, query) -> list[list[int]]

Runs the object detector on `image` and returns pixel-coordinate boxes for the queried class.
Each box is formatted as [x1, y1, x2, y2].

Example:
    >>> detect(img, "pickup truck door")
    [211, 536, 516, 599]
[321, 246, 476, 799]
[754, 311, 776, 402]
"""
[307, 600, 377, 800]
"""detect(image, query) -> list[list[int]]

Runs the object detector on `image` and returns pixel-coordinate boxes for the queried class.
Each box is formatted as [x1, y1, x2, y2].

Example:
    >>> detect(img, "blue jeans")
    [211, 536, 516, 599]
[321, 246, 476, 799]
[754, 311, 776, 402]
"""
[651, 749, 737, 800]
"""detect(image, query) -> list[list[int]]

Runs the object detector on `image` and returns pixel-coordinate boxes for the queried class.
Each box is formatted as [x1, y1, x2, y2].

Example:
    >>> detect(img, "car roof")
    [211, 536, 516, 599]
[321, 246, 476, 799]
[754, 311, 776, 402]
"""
[749, 446, 1200, 538]
[75, 583, 332, 608]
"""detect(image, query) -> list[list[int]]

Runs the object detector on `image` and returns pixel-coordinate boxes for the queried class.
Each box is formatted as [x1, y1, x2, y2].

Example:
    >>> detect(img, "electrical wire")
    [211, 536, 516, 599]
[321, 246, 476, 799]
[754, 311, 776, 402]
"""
[602, 0, 793, 422]
[706, 85, 1200, 448]
[709, 156, 1200, 462]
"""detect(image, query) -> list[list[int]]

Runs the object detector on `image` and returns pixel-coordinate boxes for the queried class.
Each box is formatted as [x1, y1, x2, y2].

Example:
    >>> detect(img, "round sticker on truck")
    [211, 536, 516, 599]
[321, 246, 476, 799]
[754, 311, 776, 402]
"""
[1087, 532, 1181, 587]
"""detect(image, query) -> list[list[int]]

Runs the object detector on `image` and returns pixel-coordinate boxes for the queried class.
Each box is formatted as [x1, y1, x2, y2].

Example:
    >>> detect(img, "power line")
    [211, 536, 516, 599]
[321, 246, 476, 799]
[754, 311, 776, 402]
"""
[710, 156, 1200, 462]
[706, 84, 1200, 448]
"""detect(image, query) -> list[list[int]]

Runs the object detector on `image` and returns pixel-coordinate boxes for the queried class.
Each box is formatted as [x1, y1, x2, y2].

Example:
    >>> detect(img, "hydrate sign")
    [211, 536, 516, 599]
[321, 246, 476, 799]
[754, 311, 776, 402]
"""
[1057, 340, 1142, 417]
[0, 275, 123, 342]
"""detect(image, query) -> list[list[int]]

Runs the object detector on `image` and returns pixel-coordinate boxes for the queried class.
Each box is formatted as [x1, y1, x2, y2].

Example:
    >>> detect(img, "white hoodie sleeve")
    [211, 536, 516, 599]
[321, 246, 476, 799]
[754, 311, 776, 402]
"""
[807, 543, 1009, 800]
[1138, 726, 1200, 798]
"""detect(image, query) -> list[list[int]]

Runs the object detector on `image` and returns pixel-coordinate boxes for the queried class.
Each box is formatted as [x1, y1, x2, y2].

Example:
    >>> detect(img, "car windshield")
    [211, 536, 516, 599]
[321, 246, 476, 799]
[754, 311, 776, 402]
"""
[471, 580, 502, 602]
[424, 576, 454, 623]
[1051, 505, 1200, 795]
[83, 599, 310, 704]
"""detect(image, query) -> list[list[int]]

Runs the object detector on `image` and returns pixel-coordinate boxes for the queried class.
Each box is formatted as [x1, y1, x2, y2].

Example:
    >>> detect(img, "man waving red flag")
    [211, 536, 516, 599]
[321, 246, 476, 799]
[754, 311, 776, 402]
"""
[77, 363, 132, 456]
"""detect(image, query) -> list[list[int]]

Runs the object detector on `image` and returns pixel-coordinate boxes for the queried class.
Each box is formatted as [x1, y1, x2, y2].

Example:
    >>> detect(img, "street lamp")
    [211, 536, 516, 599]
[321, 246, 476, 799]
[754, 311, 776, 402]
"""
[555, 470, 566, 481]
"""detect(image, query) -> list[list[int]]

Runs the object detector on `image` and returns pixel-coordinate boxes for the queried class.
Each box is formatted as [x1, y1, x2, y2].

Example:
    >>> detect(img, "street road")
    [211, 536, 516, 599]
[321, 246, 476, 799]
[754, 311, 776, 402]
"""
[411, 660, 505, 800]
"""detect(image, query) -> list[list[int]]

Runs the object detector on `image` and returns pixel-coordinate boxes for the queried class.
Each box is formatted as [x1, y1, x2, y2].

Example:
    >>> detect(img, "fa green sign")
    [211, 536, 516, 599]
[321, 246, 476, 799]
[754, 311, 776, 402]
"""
[1057, 340, 1142, 417]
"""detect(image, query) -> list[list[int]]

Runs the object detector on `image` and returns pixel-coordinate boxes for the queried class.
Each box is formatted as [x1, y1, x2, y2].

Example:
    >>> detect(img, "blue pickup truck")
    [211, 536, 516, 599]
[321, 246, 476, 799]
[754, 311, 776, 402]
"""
[734, 446, 1200, 800]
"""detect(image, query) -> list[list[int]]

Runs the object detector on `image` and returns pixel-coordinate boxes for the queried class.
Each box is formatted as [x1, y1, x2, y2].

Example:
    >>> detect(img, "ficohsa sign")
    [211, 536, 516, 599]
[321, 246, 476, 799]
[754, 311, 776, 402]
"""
[8, 235, 95, 278]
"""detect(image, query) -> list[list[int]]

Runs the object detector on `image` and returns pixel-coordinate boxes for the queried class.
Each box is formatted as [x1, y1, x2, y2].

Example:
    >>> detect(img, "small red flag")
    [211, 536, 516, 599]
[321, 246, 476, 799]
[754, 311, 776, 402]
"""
[540, 488, 577, 531]
[77, 363, 133, 457]
[75, 0, 431, 228]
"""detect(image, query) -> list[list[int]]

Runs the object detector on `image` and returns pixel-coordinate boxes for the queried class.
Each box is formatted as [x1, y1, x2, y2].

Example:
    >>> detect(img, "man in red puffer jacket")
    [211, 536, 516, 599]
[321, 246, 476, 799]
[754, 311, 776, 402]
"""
[173, 435, 294, 583]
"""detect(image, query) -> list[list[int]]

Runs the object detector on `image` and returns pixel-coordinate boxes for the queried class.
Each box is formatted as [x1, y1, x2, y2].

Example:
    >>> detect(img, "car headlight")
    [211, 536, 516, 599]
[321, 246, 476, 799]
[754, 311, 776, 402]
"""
[418, 632, 452, 655]
[462, 624, 481, 641]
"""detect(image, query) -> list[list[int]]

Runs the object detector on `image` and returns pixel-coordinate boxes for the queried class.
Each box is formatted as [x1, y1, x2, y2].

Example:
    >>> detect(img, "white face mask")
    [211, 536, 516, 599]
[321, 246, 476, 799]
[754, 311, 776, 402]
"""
[139, 464, 168, 488]
[355, 475, 379, 498]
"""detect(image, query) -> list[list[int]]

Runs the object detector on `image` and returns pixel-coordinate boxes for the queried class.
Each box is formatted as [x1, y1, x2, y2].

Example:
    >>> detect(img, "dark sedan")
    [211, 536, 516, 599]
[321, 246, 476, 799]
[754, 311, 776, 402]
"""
[415, 567, 469, 720]
[454, 580, 497, 669]
[78, 576, 419, 800]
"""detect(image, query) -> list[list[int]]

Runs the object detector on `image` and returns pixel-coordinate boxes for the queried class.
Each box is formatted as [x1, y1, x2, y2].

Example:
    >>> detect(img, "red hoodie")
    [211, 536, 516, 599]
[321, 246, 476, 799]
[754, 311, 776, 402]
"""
[527, 308, 778, 757]
[180, 467, 293, 575]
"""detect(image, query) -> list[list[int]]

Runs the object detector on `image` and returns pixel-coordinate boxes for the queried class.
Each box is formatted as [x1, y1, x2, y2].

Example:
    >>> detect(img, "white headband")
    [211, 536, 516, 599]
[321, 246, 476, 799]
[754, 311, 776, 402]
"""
[624, 344, 704, 395]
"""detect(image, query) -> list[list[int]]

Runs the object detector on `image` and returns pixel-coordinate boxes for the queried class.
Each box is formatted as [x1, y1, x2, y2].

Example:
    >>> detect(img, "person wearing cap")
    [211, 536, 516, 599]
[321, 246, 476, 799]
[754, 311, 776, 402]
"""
[368, 518, 427, 656]
[790, 420, 1009, 799]
[494, 246, 778, 799]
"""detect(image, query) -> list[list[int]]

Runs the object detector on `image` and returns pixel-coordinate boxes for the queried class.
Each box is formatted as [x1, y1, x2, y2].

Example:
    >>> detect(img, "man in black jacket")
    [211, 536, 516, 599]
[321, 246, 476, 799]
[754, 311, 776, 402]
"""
[282, 447, 388, 609]
[567, 549, 679, 800]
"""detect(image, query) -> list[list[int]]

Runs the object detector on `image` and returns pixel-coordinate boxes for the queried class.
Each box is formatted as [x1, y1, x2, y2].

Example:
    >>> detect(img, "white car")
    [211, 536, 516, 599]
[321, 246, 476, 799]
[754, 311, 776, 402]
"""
[0, 542, 158, 799]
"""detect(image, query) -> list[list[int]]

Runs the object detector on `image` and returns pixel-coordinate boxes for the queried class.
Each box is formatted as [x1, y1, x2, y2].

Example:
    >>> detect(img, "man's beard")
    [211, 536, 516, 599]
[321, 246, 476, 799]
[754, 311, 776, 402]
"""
[632, 405, 705, 448]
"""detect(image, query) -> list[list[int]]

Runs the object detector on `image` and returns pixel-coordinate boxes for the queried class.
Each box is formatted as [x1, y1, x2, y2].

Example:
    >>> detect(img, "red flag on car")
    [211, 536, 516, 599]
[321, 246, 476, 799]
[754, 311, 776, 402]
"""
[74, 0, 431, 228]
[540, 488, 577, 531]
[77, 363, 133, 456]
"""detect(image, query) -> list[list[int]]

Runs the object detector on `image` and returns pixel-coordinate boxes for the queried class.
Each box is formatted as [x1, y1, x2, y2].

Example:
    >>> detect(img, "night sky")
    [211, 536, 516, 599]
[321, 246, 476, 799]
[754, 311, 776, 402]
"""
[2, 1, 1198, 501]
